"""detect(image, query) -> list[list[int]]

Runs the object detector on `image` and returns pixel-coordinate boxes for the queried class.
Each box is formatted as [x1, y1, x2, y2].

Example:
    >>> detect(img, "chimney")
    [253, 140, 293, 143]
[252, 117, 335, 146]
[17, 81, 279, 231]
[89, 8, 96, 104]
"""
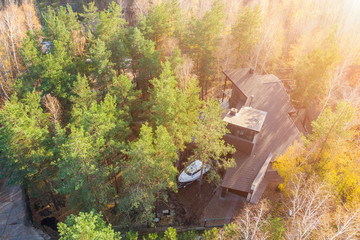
[229, 108, 238, 116]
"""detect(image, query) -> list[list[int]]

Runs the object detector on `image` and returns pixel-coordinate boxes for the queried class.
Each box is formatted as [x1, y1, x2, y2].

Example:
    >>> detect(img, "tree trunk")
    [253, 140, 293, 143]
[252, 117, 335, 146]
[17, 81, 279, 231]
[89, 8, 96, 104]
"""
[88, 175, 110, 223]
[0, 61, 11, 99]
[44, 179, 59, 211]
[315, 106, 347, 162]
[0, 80, 10, 101]
[197, 160, 205, 196]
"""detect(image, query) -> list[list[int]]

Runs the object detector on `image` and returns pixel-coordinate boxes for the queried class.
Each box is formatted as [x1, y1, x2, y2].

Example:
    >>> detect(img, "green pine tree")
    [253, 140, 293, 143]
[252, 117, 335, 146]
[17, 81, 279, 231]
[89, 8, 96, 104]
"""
[81, 2, 99, 36]
[40, 40, 77, 100]
[291, 28, 340, 108]
[96, 2, 128, 73]
[127, 27, 160, 94]
[191, 100, 236, 185]
[58, 77, 129, 212]
[184, 0, 225, 98]
[231, 5, 263, 66]
[0, 91, 52, 186]
[88, 38, 114, 87]
[149, 61, 201, 150]
[121, 123, 178, 224]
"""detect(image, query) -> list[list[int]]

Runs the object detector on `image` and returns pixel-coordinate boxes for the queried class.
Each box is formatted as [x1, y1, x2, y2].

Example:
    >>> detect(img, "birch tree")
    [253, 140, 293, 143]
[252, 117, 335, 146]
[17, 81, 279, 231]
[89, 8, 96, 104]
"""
[284, 174, 333, 240]
[220, 200, 270, 240]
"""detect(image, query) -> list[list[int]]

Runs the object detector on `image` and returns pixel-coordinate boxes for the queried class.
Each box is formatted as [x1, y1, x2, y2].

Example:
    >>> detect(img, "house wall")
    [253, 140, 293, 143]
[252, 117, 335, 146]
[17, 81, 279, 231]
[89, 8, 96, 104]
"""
[229, 86, 247, 108]
[224, 134, 254, 155]
[228, 124, 256, 142]
[227, 188, 249, 198]
[250, 153, 273, 204]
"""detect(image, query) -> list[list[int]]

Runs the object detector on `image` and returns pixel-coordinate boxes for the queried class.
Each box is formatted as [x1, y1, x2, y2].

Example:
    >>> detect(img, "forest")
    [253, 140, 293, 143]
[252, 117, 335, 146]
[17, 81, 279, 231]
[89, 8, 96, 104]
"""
[1, 0, 360, 239]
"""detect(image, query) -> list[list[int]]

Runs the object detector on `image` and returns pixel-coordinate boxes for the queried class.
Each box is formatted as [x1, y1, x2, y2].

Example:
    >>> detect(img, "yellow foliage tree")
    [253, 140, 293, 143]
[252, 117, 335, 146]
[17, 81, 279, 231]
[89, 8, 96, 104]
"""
[273, 141, 308, 191]
[274, 101, 360, 203]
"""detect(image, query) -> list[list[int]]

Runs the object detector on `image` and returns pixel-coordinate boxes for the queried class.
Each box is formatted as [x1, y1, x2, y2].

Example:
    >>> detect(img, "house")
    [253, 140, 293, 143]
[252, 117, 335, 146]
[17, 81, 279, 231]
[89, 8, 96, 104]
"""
[223, 106, 267, 155]
[220, 68, 300, 203]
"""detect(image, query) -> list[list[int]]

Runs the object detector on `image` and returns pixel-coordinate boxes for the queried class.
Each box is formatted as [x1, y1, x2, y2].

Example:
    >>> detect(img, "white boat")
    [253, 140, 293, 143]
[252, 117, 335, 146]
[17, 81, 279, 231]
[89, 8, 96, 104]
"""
[178, 160, 210, 188]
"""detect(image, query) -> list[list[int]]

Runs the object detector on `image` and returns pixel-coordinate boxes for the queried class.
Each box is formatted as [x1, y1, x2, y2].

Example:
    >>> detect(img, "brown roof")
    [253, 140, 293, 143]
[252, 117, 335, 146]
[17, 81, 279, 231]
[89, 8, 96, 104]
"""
[221, 68, 300, 193]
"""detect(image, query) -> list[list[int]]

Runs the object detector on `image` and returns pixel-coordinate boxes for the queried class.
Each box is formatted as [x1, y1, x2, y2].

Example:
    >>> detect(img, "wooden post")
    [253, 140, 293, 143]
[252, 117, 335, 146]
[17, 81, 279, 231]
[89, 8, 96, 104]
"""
[221, 187, 227, 198]
[222, 76, 228, 102]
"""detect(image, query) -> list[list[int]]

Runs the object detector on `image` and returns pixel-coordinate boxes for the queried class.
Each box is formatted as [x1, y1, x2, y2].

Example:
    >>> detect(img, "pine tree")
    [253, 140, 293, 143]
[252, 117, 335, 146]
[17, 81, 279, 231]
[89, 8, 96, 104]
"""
[191, 100, 235, 185]
[121, 123, 178, 223]
[40, 40, 77, 100]
[107, 74, 140, 124]
[184, 0, 225, 98]
[0, 91, 52, 186]
[149, 61, 201, 150]
[166, 46, 184, 73]
[88, 38, 114, 87]
[42, 4, 82, 55]
[127, 27, 160, 93]
[231, 5, 263, 66]
[81, 2, 99, 36]
[96, 2, 127, 44]
[137, 0, 182, 49]
[70, 74, 97, 109]
[95, 2, 128, 73]
[57, 76, 130, 211]
[291, 28, 340, 108]
[16, 32, 42, 95]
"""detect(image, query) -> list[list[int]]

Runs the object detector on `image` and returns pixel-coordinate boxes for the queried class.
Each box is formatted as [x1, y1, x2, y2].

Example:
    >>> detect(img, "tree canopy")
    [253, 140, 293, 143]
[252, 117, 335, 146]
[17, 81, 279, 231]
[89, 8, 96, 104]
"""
[58, 211, 121, 240]
[1, 0, 360, 238]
